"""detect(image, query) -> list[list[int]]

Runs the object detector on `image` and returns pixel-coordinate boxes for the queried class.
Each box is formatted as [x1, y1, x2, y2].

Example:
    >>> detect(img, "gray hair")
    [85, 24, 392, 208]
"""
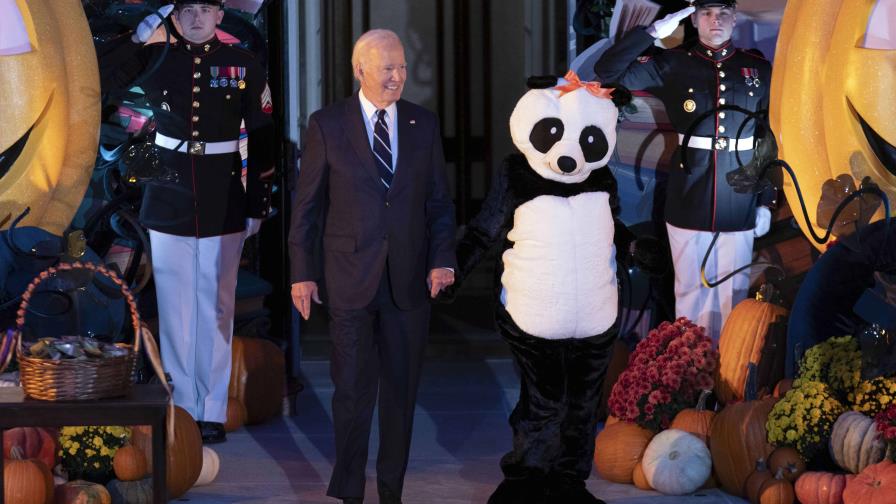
[351, 29, 403, 72]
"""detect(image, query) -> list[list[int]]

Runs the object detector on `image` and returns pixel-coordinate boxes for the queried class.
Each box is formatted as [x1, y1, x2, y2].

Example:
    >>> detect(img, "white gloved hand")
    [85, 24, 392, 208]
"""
[646, 6, 696, 39]
[131, 4, 175, 43]
[753, 206, 771, 237]
[244, 218, 263, 238]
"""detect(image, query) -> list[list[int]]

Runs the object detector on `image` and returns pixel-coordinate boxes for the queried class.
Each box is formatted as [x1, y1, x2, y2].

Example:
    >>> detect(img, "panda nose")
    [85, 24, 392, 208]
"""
[557, 156, 577, 173]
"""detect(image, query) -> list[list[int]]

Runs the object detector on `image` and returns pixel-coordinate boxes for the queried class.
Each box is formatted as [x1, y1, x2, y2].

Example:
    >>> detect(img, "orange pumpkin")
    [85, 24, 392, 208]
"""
[604, 415, 620, 428]
[843, 459, 896, 504]
[593, 421, 654, 484]
[2, 427, 58, 472]
[757, 468, 795, 504]
[224, 397, 248, 432]
[709, 395, 776, 496]
[773, 379, 794, 399]
[229, 336, 286, 424]
[669, 390, 715, 446]
[54, 480, 112, 504]
[632, 460, 652, 491]
[744, 459, 771, 504]
[794, 471, 853, 504]
[715, 297, 788, 405]
[129, 406, 203, 499]
[112, 444, 148, 482]
[3, 446, 53, 504]
[768, 446, 806, 483]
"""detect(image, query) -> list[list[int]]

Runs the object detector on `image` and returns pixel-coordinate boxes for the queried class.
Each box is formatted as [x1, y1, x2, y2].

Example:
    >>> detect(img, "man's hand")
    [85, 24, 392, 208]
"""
[427, 268, 455, 298]
[753, 206, 772, 237]
[291, 281, 321, 320]
[132, 4, 175, 44]
[647, 6, 695, 39]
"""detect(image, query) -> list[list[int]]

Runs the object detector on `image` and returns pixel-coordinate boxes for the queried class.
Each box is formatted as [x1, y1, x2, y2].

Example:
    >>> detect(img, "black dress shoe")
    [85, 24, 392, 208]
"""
[196, 421, 226, 444]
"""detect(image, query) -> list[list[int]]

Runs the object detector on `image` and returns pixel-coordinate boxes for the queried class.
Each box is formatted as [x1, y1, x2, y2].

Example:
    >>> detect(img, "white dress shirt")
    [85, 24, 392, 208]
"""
[358, 89, 398, 170]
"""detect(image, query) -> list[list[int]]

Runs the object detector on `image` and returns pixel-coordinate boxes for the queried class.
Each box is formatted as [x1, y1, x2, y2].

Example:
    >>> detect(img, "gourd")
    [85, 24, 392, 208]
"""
[112, 444, 148, 482]
[768, 446, 806, 483]
[54, 480, 112, 504]
[194, 447, 220, 487]
[592, 421, 654, 484]
[3, 446, 53, 504]
[669, 389, 715, 446]
[829, 411, 887, 474]
[842, 459, 896, 504]
[794, 471, 852, 504]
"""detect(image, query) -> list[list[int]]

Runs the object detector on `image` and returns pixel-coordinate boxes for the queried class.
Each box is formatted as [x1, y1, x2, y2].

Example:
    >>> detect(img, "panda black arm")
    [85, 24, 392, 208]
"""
[437, 154, 516, 301]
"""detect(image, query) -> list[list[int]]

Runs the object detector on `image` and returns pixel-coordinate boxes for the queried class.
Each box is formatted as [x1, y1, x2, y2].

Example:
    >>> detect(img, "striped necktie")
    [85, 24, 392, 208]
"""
[372, 109, 394, 189]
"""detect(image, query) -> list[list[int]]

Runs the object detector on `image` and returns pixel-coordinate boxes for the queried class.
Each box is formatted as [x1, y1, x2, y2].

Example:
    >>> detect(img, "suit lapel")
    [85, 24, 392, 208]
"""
[389, 100, 415, 194]
[342, 94, 383, 188]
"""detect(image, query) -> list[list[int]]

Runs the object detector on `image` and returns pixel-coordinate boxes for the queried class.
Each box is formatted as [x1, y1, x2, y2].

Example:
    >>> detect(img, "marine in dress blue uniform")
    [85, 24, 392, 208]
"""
[594, 0, 776, 340]
[96, 0, 274, 442]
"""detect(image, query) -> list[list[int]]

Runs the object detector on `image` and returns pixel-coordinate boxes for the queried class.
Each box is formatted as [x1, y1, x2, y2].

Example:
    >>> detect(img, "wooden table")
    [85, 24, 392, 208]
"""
[0, 384, 168, 503]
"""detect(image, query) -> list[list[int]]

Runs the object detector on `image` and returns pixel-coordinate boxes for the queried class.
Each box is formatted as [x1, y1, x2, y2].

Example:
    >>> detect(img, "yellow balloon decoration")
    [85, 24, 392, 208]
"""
[0, 0, 100, 235]
[770, 0, 896, 249]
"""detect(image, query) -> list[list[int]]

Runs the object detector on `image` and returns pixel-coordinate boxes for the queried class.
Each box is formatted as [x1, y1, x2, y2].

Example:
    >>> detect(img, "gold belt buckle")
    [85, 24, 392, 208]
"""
[188, 140, 206, 155]
[714, 136, 729, 151]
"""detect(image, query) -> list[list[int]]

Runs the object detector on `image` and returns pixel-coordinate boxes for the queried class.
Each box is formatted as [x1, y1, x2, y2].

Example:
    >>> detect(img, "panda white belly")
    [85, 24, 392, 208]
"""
[501, 192, 617, 339]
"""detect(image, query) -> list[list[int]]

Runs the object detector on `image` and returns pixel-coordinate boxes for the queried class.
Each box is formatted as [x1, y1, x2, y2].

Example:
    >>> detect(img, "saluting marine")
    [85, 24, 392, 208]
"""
[96, 0, 274, 443]
[594, 0, 776, 341]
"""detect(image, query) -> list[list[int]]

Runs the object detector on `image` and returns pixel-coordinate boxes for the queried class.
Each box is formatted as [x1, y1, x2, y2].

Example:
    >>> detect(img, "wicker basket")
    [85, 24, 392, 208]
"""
[14, 262, 142, 401]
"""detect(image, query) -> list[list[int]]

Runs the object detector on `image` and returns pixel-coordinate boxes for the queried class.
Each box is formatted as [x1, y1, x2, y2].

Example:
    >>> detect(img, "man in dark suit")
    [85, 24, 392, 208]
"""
[288, 29, 457, 504]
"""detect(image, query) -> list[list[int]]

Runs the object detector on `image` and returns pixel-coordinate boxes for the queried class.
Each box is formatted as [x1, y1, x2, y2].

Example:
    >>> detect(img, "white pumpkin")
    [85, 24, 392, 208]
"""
[194, 446, 220, 487]
[641, 429, 711, 495]
[829, 411, 886, 474]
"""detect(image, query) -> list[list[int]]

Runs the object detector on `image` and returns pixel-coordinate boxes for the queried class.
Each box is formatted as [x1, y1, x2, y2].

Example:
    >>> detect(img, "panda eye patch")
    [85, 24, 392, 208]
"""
[579, 126, 609, 163]
[529, 118, 565, 153]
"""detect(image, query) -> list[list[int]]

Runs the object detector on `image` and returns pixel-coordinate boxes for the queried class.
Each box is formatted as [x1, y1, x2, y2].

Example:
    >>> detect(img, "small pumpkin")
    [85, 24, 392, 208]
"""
[106, 478, 152, 504]
[641, 429, 712, 495]
[794, 471, 853, 504]
[830, 411, 887, 474]
[669, 389, 715, 446]
[632, 460, 652, 491]
[715, 295, 788, 405]
[773, 379, 794, 398]
[744, 459, 772, 504]
[112, 444, 148, 482]
[768, 446, 806, 483]
[3, 427, 58, 471]
[128, 406, 203, 498]
[757, 468, 795, 504]
[229, 336, 286, 424]
[224, 397, 248, 432]
[3, 446, 53, 504]
[593, 421, 654, 484]
[842, 459, 896, 504]
[709, 365, 776, 497]
[55, 480, 112, 504]
[194, 447, 220, 487]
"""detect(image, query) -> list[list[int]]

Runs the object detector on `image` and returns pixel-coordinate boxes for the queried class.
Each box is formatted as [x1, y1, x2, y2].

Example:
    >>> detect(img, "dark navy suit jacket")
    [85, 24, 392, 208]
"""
[289, 93, 457, 310]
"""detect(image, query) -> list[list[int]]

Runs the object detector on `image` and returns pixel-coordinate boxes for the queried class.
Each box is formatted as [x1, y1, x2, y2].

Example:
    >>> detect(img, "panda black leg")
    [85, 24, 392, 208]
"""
[547, 328, 618, 504]
[489, 315, 566, 504]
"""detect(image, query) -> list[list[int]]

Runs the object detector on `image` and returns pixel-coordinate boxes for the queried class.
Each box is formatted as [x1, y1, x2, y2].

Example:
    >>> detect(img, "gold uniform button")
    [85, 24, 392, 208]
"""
[193, 86, 200, 93]
[683, 99, 696, 113]
[719, 71, 726, 78]
[192, 131, 199, 137]
[706, 50, 713, 56]
[193, 101, 200, 108]
[719, 112, 726, 119]
[194, 57, 201, 64]
[719, 125, 726, 133]
[193, 72, 201, 79]
[688, 88, 694, 93]
[749, 91, 754, 96]
[192, 116, 199, 122]
[720, 84, 727, 91]
[719, 98, 726, 105]
[716, 62, 722, 68]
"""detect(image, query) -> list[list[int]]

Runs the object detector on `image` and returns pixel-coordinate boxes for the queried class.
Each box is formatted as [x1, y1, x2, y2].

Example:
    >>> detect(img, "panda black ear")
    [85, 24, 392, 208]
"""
[607, 83, 632, 108]
[527, 75, 559, 89]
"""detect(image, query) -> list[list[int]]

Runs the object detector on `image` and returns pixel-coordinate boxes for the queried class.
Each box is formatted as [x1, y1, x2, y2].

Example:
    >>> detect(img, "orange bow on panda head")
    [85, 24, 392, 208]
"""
[554, 70, 615, 100]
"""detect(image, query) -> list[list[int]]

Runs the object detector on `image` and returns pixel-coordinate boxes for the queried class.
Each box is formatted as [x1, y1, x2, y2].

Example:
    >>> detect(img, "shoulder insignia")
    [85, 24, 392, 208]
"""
[261, 83, 273, 114]
[637, 55, 653, 63]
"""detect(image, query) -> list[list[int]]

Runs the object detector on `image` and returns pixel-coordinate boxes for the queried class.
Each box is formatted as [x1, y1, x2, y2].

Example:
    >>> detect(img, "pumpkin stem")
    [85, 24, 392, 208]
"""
[773, 467, 786, 480]
[696, 389, 711, 411]
[754, 458, 768, 471]
[756, 283, 783, 305]
[8, 445, 24, 460]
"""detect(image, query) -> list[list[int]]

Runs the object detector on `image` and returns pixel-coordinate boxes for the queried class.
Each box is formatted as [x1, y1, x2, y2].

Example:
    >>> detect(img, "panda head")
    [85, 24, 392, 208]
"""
[509, 74, 631, 184]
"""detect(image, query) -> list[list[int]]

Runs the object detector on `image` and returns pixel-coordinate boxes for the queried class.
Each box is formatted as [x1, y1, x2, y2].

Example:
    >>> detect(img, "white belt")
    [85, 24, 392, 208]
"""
[155, 133, 240, 155]
[679, 134, 753, 152]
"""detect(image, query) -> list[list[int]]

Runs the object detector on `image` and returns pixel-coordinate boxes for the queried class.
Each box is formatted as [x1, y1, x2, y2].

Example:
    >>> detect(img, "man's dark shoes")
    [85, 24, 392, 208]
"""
[197, 421, 226, 444]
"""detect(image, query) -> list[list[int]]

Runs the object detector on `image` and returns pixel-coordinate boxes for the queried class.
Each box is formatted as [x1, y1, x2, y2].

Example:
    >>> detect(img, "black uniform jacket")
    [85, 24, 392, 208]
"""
[595, 28, 775, 232]
[97, 34, 274, 237]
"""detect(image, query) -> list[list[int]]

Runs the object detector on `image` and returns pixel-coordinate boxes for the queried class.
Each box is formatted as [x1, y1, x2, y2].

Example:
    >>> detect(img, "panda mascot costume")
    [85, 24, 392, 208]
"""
[442, 72, 656, 504]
